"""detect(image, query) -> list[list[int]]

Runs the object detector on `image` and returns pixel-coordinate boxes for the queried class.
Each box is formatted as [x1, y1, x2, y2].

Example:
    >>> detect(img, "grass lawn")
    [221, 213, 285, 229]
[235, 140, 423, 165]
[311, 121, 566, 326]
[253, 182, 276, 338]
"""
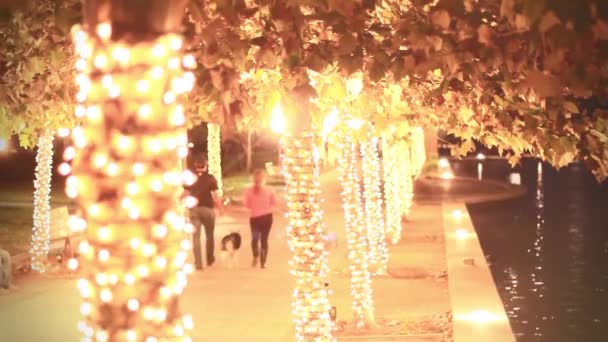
[0, 173, 276, 255]
[0, 180, 70, 205]
[0, 181, 70, 255]
[0, 206, 33, 255]
[223, 172, 252, 200]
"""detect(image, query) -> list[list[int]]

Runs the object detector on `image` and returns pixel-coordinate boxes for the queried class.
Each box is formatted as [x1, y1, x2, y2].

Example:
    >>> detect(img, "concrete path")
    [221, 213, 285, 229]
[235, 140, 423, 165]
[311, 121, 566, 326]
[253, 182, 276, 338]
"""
[0, 171, 450, 341]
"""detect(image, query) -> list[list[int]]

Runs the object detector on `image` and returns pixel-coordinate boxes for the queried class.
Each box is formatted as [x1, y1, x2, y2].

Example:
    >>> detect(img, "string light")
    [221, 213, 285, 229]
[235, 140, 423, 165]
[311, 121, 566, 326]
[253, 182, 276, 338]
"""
[410, 127, 426, 178]
[207, 123, 223, 196]
[68, 24, 195, 340]
[360, 136, 389, 275]
[336, 126, 375, 328]
[30, 129, 55, 272]
[281, 133, 335, 341]
[381, 136, 401, 244]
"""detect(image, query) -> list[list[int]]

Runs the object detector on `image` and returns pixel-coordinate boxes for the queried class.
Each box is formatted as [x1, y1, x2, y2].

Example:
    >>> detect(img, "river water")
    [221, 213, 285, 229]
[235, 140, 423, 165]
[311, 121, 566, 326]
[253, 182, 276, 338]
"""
[454, 158, 608, 342]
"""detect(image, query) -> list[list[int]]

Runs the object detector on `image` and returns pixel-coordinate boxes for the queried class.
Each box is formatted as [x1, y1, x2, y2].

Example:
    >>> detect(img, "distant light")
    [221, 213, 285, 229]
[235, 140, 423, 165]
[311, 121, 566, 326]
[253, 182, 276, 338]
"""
[476, 153, 486, 160]
[346, 118, 364, 130]
[346, 75, 363, 96]
[270, 102, 286, 134]
[509, 173, 521, 185]
[322, 107, 340, 137]
[451, 209, 463, 219]
[455, 229, 470, 240]
[438, 158, 450, 168]
[440, 171, 454, 180]
[58, 128, 71, 137]
[0, 137, 8, 153]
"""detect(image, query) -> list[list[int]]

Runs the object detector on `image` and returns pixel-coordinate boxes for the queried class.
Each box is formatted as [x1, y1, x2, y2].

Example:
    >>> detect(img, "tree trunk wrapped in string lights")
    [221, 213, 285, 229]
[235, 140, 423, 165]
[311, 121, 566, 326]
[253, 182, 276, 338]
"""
[66, 7, 196, 339]
[396, 139, 413, 219]
[411, 127, 426, 178]
[207, 122, 222, 195]
[381, 136, 401, 244]
[281, 133, 334, 341]
[337, 132, 375, 327]
[30, 129, 55, 272]
[360, 137, 388, 275]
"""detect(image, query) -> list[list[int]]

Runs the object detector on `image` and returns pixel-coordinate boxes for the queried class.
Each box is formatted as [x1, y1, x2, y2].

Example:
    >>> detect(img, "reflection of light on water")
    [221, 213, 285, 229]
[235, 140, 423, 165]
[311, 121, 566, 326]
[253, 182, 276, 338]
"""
[509, 172, 521, 185]
[455, 310, 506, 323]
[530, 161, 546, 338]
[455, 228, 471, 240]
[563, 165, 587, 339]
[451, 209, 464, 220]
[477, 162, 483, 180]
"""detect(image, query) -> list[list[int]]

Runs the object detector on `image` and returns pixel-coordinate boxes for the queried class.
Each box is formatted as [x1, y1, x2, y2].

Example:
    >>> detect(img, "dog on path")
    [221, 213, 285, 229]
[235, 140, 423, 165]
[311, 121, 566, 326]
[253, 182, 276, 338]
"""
[219, 232, 242, 269]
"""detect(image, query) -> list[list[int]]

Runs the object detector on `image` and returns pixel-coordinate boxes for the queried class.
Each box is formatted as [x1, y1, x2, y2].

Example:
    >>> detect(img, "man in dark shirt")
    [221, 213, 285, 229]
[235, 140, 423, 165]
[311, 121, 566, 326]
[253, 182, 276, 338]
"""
[184, 156, 223, 269]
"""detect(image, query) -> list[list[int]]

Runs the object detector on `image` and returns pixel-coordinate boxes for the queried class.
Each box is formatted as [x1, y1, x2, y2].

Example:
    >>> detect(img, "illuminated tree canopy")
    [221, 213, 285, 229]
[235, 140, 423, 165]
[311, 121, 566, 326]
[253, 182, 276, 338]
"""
[1, 0, 608, 178]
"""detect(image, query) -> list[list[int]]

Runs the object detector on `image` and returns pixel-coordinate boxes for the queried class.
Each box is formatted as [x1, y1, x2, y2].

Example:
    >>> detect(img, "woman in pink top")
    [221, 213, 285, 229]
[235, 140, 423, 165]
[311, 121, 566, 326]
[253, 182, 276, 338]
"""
[244, 169, 276, 268]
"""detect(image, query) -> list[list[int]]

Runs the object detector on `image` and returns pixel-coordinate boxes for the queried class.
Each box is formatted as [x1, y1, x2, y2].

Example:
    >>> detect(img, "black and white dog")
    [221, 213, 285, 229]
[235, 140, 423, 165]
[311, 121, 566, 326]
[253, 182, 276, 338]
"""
[219, 232, 242, 269]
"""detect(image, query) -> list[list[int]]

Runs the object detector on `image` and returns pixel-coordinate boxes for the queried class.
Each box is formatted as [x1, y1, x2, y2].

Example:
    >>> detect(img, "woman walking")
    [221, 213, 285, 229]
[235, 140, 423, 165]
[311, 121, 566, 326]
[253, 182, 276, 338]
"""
[244, 169, 276, 268]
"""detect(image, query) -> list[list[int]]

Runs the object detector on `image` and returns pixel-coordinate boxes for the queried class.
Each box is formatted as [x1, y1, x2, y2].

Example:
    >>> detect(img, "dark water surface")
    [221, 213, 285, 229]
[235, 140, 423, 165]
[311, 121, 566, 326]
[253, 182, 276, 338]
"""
[458, 158, 608, 342]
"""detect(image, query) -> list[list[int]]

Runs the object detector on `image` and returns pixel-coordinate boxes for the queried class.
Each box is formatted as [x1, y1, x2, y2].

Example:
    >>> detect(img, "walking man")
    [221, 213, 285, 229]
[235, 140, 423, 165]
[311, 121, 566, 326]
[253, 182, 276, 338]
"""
[184, 156, 223, 270]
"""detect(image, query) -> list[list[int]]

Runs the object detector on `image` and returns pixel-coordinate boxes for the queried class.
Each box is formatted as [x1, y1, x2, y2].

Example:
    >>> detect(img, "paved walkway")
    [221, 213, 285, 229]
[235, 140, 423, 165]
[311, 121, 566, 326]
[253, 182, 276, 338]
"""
[0, 171, 450, 341]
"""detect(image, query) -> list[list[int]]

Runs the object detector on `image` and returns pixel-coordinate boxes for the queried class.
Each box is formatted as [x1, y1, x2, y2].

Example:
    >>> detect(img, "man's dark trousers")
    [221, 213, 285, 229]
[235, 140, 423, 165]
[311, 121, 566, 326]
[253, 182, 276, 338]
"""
[190, 206, 215, 269]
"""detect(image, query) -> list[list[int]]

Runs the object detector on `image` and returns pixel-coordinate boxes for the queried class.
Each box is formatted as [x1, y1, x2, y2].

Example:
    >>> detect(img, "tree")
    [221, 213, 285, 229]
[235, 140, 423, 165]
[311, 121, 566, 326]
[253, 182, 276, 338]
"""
[65, 0, 195, 339]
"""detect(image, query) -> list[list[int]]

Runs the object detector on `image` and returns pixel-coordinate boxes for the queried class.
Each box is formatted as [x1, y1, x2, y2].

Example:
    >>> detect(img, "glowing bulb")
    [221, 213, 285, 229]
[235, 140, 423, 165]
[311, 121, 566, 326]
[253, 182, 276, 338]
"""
[75, 105, 86, 118]
[63, 146, 76, 161]
[124, 273, 136, 285]
[164, 92, 176, 104]
[107, 162, 119, 176]
[477, 153, 486, 160]
[182, 55, 196, 69]
[109, 85, 120, 98]
[151, 66, 164, 79]
[80, 303, 92, 316]
[96, 23, 112, 40]
[98, 249, 110, 262]
[58, 163, 72, 176]
[100, 289, 112, 302]
[112, 47, 130, 63]
[138, 104, 152, 118]
[93, 153, 108, 168]
[94, 54, 108, 69]
[182, 170, 197, 186]
[137, 265, 149, 277]
[126, 182, 139, 195]
[127, 299, 140, 311]
[132, 163, 145, 176]
[153, 225, 168, 238]
[68, 258, 79, 270]
[152, 44, 166, 57]
[168, 57, 180, 69]
[169, 36, 183, 50]
[136, 80, 150, 93]
[58, 127, 71, 137]
[102, 75, 113, 88]
[142, 243, 156, 257]
[126, 331, 136, 341]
